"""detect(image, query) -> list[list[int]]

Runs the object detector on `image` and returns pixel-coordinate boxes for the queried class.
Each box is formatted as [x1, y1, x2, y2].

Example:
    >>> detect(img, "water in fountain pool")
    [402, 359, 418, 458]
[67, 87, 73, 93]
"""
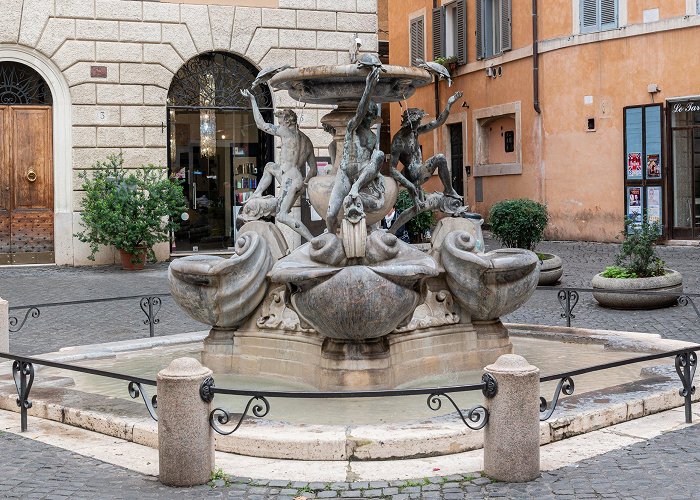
[40, 336, 669, 425]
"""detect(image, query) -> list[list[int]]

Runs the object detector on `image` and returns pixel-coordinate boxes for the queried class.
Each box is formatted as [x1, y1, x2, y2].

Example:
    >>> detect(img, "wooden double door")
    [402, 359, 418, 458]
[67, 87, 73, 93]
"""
[0, 105, 54, 264]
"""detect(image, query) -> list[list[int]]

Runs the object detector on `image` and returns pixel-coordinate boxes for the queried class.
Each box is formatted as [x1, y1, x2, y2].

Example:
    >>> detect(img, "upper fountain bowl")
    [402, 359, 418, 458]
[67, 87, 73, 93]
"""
[269, 64, 433, 105]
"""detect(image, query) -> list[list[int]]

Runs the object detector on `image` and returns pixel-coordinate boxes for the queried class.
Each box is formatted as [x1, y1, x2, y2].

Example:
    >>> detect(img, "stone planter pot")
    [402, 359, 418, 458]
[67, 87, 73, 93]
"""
[591, 269, 683, 310]
[538, 253, 563, 286]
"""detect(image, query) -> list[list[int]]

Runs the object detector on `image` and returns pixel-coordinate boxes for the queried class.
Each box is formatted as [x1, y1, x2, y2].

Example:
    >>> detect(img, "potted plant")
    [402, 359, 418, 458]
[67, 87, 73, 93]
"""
[591, 218, 683, 309]
[489, 198, 562, 285]
[75, 154, 187, 270]
[434, 55, 459, 73]
[395, 189, 437, 244]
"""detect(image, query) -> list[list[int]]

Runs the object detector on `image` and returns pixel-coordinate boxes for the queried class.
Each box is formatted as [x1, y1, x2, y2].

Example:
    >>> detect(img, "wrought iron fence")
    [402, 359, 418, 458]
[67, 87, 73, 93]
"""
[0, 345, 696, 437]
[8, 294, 169, 337]
[0, 350, 497, 434]
[0, 351, 158, 432]
[538, 345, 699, 423]
[536, 286, 700, 328]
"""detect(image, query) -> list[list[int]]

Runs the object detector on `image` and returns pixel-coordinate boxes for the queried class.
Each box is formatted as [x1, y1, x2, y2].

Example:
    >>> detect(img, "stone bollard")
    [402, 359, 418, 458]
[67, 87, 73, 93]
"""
[483, 354, 541, 482]
[157, 358, 214, 486]
[0, 297, 8, 353]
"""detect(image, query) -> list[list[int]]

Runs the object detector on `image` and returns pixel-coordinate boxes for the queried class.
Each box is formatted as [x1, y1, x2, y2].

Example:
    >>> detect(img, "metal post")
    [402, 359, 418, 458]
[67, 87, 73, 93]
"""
[557, 289, 579, 328]
[12, 360, 33, 432]
[675, 352, 697, 424]
[140, 297, 161, 338]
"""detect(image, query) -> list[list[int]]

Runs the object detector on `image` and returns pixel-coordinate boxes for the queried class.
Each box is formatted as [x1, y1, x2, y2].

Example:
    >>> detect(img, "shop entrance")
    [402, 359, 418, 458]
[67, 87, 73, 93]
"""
[0, 62, 54, 265]
[669, 100, 700, 239]
[167, 52, 274, 253]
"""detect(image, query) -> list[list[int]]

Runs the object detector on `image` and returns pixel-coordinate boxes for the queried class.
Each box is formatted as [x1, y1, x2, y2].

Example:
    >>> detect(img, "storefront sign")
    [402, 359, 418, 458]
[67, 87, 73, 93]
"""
[672, 101, 700, 113]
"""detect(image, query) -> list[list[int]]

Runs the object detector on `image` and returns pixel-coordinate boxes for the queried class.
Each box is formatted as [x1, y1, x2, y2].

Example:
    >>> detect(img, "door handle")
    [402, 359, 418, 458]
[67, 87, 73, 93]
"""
[26, 170, 37, 183]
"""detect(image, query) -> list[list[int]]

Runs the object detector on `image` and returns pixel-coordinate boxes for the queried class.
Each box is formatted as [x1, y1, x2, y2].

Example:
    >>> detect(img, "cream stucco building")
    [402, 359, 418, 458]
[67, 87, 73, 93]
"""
[0, 0, 378, 265]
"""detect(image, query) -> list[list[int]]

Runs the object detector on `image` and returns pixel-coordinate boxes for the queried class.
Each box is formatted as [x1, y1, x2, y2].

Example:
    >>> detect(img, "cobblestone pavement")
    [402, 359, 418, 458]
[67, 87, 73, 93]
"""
[1, 241, 700, 498]
[1, 423, 699, 499]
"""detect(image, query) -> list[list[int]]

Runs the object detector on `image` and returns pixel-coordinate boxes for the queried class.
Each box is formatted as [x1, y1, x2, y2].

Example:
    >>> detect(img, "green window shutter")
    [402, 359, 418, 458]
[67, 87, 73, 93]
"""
[600, 0, 618, 30]
[433, 6, 445, 60]
[456, 0, 467, 65]
[410, 16, 425, 66]
[500, 0, 512, 52]
[581, 0, 598, 33]
[476, 0, 485, 60]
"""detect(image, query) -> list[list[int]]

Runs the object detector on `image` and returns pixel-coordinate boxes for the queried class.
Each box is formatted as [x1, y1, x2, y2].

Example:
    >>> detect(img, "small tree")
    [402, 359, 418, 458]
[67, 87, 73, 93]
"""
[75, 154, 187, 262]
[604, 217, 665, 278]
[489, 199, 548, 251]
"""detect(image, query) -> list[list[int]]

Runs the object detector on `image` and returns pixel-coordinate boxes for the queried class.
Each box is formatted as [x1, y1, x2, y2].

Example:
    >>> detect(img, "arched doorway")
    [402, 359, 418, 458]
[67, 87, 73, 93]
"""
[167, 51, 274, 253]
[0, 61, 54, 265]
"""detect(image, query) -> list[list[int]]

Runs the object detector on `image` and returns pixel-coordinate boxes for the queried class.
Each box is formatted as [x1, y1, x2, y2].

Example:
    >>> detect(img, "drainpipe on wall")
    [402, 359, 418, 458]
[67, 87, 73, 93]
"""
[532, 0, 541, 114]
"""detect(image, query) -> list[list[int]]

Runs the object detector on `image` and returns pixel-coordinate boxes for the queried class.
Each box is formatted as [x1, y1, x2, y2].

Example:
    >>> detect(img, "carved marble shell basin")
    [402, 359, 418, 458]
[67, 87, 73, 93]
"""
[270, 235, 439, 341]
[307, 174, 399, 227]
[168, 232, 273, 329]
[269, 64, 433, 105]
[441, 231, 540, 321]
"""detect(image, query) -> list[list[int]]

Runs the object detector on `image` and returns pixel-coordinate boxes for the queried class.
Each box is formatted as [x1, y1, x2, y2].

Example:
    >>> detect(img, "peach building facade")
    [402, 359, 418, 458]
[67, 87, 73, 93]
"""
[389, 0, 700, 242]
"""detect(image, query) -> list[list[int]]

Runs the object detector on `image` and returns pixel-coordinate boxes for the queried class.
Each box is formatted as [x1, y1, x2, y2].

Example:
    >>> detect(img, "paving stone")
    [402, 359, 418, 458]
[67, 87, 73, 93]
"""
[340, 491, 362, 498]
[368, 481, 388, 488]
[362, 489, 382, 497]
[350, 482, 369, 489]
[317, 491, 339, 498]
[330, 483, 350, 491]
[471, 477, 492, 486]
[382, 487, 399, 495]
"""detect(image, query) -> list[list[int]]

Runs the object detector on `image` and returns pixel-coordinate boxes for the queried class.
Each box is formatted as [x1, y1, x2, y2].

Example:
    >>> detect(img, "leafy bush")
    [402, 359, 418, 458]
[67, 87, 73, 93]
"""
[395, 189, 436, 242]
[611, 217, 665, 278]
[75, 154, 187, 261]
[489, 199, 548, 251]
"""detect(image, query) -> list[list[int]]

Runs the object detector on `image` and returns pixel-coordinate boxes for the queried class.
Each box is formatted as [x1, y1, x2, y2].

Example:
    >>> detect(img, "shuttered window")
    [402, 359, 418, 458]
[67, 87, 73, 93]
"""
[410, 16, 425, 66]
[580, 0, 618, 33]
[476, 0, 512, 60]
[433, 0, 467, 65]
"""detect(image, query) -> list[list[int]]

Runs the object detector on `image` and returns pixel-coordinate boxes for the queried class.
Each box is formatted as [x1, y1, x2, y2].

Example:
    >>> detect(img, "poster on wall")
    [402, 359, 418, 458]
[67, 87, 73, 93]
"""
[646, 154, 661, 179]
[646, 186, 662, 225]
[627, 186, 643, 226]
[627, 153, 643, 179]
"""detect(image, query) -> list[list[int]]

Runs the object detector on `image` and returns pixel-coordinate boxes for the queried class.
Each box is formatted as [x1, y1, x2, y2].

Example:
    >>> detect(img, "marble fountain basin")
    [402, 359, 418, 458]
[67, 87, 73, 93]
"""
[5, 328, 692, 461]
[269, 64, 433, 105]
[441, 231, 540, 321]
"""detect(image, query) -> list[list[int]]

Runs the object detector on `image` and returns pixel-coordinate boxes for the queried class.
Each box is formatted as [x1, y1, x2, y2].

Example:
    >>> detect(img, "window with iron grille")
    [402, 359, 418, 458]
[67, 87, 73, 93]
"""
[476, 0, 512, 60]
[433, 0, 467, 65]
[410, 16, 425, 66]
[580, 0, 618, 33]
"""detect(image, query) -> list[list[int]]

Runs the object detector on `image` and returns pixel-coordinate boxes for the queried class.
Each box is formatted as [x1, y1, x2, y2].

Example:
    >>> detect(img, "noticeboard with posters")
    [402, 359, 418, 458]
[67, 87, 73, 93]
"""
[623, 104, 664, 233]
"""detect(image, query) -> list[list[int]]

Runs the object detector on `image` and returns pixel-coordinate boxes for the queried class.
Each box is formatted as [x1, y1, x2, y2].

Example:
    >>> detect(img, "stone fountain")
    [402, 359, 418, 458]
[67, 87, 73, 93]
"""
[169, 58, 540, 390]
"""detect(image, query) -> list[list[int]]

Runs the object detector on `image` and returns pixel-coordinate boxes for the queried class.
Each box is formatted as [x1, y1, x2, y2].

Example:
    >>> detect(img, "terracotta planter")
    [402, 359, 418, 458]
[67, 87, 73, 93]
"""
[119, 247, 147, 271]
[538, 253, 563, 286]
[591, 269, 683, 310]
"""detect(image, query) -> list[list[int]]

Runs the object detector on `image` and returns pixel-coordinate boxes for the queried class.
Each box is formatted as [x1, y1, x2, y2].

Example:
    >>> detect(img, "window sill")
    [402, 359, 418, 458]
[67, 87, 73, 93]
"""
[474, 163, 521, 177]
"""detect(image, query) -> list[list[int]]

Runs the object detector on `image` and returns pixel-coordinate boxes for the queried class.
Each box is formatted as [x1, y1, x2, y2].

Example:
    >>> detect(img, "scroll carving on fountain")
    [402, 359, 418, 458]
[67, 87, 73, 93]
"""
[168, 53, 542, 389]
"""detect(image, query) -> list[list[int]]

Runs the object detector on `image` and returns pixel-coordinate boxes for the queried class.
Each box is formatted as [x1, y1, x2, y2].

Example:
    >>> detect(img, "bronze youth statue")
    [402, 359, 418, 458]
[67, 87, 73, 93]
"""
[326, 67, 385, 233]
[389, 91, 464, 208]
[240, 89, 317, 241]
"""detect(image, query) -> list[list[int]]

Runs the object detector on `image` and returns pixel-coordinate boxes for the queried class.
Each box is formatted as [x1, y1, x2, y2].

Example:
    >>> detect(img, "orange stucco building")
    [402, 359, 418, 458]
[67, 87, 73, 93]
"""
[388, 0, 700, 242]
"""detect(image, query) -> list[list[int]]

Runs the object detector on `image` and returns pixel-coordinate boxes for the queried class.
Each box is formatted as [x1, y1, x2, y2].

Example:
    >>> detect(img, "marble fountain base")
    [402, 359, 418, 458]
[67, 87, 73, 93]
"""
[201, 323, 511, 391]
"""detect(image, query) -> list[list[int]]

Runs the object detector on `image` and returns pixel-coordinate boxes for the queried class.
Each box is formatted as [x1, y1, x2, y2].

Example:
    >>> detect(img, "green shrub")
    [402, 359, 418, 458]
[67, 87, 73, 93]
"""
[395, 189, 436, 242]
[611, 217, 665, 278]
[489, 199, 548, 251]
[75, 154, 187, 261]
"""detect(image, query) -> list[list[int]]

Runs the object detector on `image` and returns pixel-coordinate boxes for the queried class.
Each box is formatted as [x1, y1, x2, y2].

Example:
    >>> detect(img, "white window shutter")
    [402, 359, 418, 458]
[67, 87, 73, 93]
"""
[456, 0, 467, 65]
[600, 0, 618, 30]
[433, 7, 445, 60]
[476, 0, 485, 60]
[500, 0, 512, 52]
